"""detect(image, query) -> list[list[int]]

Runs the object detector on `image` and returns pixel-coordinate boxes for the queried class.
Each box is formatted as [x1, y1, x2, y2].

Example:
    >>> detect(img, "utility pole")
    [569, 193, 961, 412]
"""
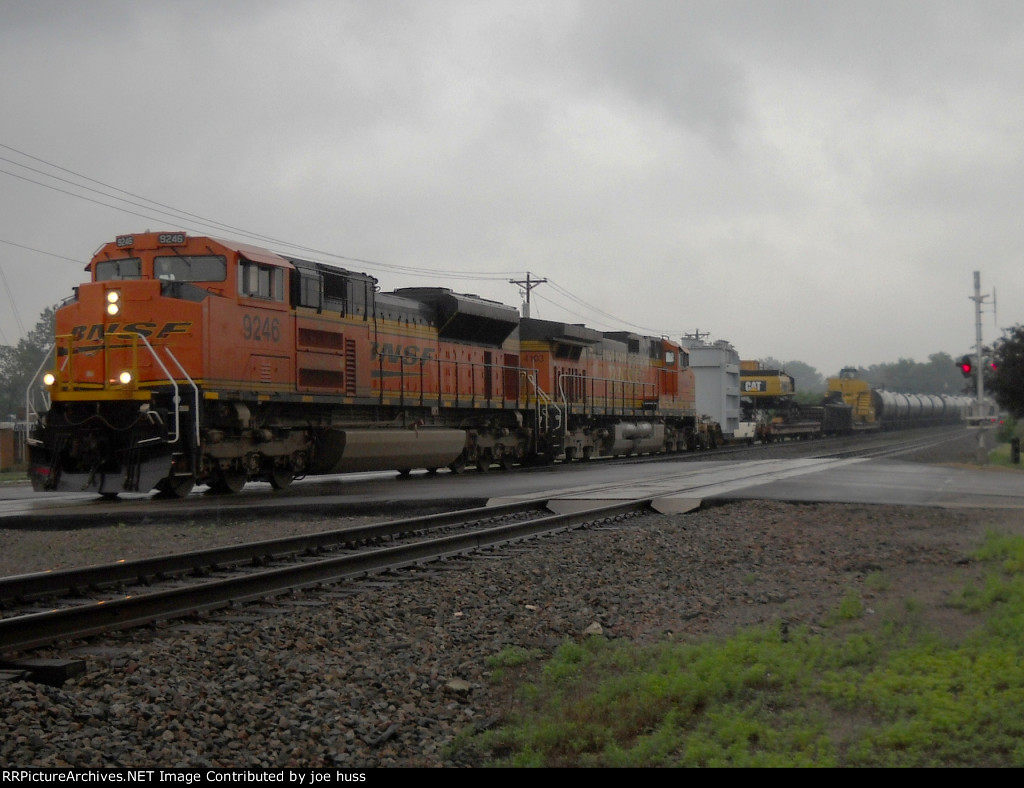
[509, 272, 546, 318]
[970, 271, 992, 464]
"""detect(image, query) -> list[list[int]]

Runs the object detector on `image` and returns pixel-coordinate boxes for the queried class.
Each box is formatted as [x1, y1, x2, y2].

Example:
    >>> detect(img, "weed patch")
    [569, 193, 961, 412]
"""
[454, 532, 1024, 767]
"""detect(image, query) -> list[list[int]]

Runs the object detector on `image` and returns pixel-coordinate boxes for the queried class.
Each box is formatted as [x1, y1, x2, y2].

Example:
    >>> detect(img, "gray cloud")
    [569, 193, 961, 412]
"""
[0, 0, 1020, 373]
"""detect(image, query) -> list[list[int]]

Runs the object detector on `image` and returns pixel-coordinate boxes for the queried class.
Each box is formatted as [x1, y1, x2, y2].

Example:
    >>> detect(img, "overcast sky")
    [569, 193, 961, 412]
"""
[0, 0, 1019, 376]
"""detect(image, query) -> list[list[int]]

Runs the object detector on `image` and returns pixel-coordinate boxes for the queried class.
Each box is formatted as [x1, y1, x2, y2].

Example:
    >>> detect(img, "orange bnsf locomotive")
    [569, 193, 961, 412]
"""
[28, 232, 699, 497]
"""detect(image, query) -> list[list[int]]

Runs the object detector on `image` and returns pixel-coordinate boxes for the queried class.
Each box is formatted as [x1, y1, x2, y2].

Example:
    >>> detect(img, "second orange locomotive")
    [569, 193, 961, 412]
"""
[29, 232, 699, 496]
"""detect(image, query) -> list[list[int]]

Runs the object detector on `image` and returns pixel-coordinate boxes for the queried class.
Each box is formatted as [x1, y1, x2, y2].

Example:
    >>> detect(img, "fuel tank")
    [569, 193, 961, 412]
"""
[310, 428, 467, 474]
[605, 422, 665, 455]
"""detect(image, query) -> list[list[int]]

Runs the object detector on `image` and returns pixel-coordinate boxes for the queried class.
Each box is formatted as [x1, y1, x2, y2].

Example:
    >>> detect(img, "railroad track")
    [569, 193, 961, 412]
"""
[0, 496, 652, 656]
[809, 428, 972, 461]
[0, 427, 973, 658]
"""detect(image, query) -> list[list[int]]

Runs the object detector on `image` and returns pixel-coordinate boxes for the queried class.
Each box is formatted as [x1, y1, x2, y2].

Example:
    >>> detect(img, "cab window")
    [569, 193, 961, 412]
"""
[95, 258, 142, 281]
[239, 259, 285, 301]
[155, 255, 227, 282]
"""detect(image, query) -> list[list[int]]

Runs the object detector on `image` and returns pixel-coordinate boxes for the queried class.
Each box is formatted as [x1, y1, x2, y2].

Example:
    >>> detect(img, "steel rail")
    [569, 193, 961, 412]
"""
[0, 498, 550, 605]
[0, 499, 649, 655]
[809, 429, 968, 461]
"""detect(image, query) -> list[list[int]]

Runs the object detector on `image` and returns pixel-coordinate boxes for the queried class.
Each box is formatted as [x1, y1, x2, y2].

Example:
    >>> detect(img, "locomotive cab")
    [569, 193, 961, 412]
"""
[29, 232, 302, 496]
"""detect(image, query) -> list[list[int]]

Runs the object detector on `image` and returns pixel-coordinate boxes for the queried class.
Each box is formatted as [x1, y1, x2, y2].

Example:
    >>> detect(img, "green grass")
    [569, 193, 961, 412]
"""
[987, 419, 1024, 470]
[0, 469, 27, 484]
[451, 530, 1024, 767]
[988, 441, 1024, 470]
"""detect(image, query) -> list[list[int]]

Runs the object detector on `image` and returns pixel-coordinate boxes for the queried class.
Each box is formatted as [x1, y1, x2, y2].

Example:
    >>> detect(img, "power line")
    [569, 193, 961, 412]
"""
[0, 143, 696, 342]
[0, 144, 521, 280]
[0, 238, 85, 265]
[0, 263, 25, 337]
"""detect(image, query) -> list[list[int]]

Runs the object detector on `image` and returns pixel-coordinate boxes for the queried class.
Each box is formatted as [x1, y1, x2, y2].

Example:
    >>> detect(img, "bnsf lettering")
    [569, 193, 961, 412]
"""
[122, 322, 156, 338]
[156, 322, 192, 338]
[71, 322, 193, 341]
[372, 343, 437, 365]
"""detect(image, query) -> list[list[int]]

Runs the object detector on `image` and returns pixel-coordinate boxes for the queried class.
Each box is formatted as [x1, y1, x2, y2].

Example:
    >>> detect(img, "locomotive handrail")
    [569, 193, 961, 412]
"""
[159, 344, 201, 449]
[556, 371, 657, 415]
[521, 370, 561, 441]
[123, 332, 183, 448]
[517, 365, 545, 408]
[23, 343, 55, 444]
[26, 332, 179, 448]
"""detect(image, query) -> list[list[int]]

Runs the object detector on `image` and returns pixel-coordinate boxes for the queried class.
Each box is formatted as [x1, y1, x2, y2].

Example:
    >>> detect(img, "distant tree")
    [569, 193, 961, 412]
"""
[750, 358, 825, 404]
[0, 306, 56, 421]
[989, 325, 1024, 418]
[747, 352, 975, 400]
[780, 360, 824, 394]
[919, 352, 969, 394]
[857, 354, 966, 396]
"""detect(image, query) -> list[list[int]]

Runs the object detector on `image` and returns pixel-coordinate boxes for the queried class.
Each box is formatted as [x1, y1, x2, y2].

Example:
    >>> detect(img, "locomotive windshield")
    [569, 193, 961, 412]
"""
[95, 258, 142, 281]
[154, 254, 227, 282]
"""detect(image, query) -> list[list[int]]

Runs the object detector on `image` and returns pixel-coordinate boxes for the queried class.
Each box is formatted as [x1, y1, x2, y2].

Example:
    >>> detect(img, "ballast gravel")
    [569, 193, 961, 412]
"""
[2, 434, 1023, 768]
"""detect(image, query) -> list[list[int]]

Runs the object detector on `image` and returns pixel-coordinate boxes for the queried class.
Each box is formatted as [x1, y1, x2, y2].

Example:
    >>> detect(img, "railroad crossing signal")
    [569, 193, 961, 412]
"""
[959, 355, 973, 378]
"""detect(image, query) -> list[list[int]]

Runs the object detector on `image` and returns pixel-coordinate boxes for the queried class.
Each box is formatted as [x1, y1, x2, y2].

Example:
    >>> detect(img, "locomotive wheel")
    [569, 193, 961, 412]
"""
[270, 469, 293, 490]
[210, 468, 247, 494]
[155, 475, 196, 499]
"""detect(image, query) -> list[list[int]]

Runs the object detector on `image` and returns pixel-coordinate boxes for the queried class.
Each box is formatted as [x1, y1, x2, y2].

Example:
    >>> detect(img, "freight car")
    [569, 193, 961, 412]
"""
[734, 364, 974, 443]
[26, 232, 700, 497]
[735, 361, 824, 443]
[825, 368, 975, 432]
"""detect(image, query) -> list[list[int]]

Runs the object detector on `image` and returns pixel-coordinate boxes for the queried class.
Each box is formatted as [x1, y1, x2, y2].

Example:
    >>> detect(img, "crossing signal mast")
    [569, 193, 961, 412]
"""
[967, 271, 995, 462]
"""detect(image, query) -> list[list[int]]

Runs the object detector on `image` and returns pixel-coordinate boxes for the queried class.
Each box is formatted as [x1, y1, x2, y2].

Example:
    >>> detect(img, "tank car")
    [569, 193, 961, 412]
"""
[26, 232, 700, 497]
[828, 368, 974, 430]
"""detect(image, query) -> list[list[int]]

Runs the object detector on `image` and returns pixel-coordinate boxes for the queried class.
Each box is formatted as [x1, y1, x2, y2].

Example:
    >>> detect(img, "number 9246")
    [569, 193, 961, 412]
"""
[242, 314, 281, 342]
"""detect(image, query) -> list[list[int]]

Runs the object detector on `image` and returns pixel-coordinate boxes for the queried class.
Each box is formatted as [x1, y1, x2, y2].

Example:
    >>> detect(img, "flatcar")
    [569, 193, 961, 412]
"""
[27, 232, 700, 497]
[735, 361, 823, 442]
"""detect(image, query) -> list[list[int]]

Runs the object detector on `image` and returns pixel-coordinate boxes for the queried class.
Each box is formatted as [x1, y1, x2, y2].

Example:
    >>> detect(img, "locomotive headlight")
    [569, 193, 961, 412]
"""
[43, 372, 56, 387]
[118, 370, 133, 385]
[106, 290, 121, 316]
